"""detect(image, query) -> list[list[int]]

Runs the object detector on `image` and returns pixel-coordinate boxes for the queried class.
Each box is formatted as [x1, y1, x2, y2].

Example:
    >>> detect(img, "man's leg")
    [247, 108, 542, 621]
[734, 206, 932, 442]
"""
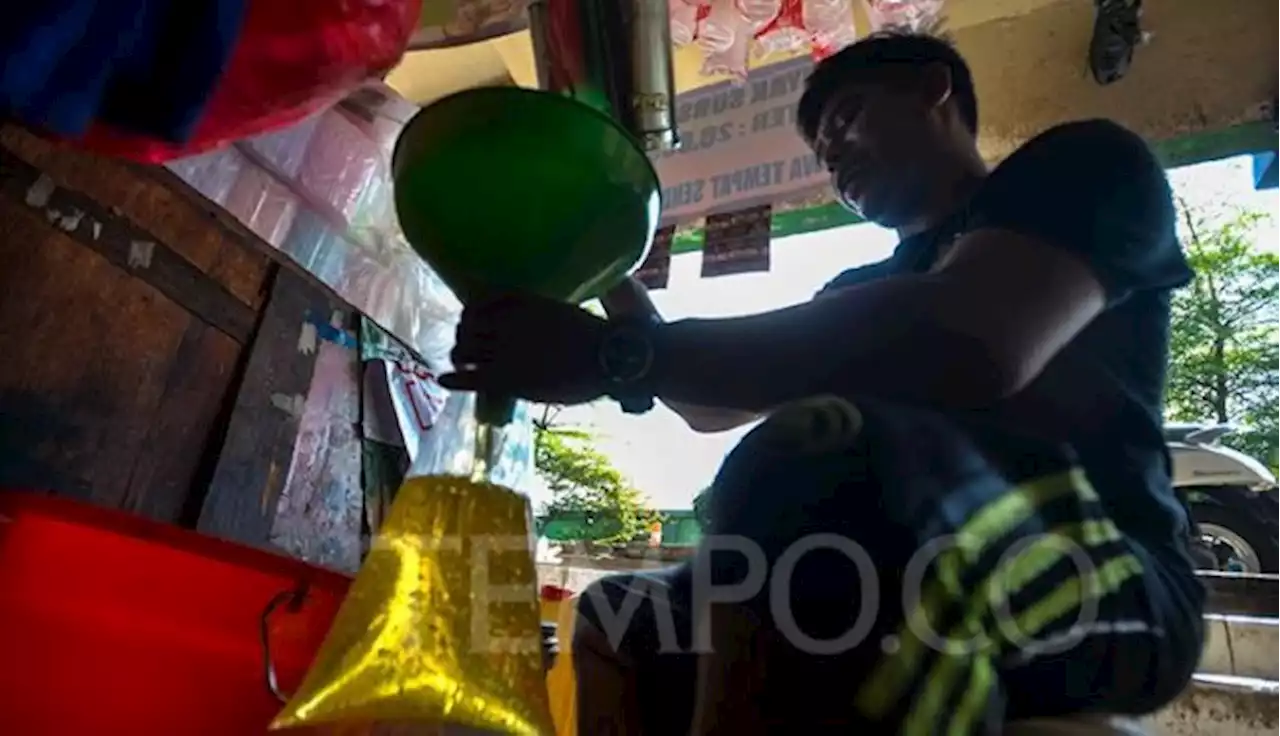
[700, 396, 1204, 732]
[572, 611, 643, 736]
[688, 602, 770, 736]
[573, 567, 699, 735]
[996, 540, 1205, 719]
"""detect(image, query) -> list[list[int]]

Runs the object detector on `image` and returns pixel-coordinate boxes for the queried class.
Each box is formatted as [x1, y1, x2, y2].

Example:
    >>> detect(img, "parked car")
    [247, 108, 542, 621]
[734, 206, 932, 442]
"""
[1167, 423, 1279, 573]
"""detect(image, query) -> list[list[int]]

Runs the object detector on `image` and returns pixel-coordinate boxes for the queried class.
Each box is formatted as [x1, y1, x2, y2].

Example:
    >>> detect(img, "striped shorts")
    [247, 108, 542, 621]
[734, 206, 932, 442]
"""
[578, 396, 1205, 734]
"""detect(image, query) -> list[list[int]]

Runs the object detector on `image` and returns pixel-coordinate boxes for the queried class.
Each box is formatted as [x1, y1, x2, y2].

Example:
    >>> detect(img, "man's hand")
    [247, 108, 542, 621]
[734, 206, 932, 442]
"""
[438, 294, 610, 405]
[600, 276, 661, 321]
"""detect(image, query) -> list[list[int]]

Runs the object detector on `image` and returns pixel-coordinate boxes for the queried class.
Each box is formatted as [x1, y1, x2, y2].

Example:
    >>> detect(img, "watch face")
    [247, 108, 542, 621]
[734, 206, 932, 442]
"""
[601, 327, 653, 384]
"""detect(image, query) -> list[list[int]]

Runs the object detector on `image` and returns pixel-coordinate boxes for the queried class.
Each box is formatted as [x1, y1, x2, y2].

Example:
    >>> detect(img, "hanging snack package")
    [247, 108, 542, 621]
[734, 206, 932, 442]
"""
[802, 0, 859, 59]
[699, 0, 755, 79]
[752, 0, 810, 60]
[670, 0, 703, 46]
[862, 0, 946, 33]
[273, 391, 551, 735]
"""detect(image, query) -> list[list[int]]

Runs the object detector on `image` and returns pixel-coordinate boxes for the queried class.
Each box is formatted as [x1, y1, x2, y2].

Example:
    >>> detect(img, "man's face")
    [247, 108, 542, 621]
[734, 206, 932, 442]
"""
[809, 74, 945, 227]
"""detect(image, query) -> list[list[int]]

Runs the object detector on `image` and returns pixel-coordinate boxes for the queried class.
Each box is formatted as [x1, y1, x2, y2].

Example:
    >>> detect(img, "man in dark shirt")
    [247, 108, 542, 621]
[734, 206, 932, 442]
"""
[442, 32, 1204, 733]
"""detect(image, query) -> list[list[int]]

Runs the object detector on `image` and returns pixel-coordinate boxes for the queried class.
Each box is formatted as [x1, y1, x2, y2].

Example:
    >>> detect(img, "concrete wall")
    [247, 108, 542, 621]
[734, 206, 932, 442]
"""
[958, 0, 1277, 161]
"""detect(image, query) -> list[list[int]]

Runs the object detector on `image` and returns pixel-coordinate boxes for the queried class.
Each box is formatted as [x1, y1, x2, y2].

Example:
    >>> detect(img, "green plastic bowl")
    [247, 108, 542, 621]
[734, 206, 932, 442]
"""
[392, 86, 662, 307]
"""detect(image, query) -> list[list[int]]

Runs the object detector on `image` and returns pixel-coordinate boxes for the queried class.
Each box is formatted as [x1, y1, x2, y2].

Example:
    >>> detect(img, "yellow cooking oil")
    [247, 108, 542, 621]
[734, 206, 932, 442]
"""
[273, 431, 553, 735]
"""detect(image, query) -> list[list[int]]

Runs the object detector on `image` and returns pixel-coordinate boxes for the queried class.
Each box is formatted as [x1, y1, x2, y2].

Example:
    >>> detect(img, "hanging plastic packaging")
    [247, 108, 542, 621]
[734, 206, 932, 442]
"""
[862, 0, 946, 33]
[752, 0, 811, 60]
[68, 0, 421, 163]
[272, 392, 550, 735]
[670, 0, 702, 45]
[672, 0, 861, 78]
[804, 0, 859, 59]
[699, 0, 755, 78]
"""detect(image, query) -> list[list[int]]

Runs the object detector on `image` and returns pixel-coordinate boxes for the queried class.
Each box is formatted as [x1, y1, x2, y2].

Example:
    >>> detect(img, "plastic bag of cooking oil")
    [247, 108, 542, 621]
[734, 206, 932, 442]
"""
[273, 391, 550, 735]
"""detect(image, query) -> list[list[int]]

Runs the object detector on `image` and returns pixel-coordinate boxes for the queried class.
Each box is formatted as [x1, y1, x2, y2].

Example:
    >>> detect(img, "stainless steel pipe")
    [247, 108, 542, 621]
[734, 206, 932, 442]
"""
[528, 0, 681, 153]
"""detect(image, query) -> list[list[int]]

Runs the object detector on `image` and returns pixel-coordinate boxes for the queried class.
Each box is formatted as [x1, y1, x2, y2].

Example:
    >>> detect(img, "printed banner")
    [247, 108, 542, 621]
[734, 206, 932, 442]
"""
[635, 225, 675, 290]
[409, 0, 530, 50]
[652, 56, 828, 226]
[701, 204, 771, 278]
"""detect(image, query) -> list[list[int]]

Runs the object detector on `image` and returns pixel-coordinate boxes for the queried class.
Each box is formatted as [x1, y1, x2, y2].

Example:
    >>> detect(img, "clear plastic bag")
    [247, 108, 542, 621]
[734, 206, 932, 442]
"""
[165, 147, 246, 206]
[737, 0, 784, 29]
[273, 391, 549, 734]
[804, 0, 859, 59]
[670, 0, 702, 46]
[167, 83, 463, 393]
[677, 0, 861, 76]
[297, 109, 386, 227]
[862, 0, 946, 33]
[240, 114, 322, 179]
[754, 0, 814, 59]
[699, 0, 755, 78]
[222, 164, 300, 247]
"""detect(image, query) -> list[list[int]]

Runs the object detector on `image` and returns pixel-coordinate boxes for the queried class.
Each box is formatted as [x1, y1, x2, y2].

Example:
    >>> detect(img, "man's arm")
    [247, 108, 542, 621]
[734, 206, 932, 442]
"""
[649, 120, 1183, 414]
[649, 229, 1107, 413]
[601, 277, 760, 432]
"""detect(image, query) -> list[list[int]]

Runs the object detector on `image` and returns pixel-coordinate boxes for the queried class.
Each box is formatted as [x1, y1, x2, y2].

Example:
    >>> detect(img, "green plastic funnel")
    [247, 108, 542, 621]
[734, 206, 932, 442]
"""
[392, 86, 662, 425]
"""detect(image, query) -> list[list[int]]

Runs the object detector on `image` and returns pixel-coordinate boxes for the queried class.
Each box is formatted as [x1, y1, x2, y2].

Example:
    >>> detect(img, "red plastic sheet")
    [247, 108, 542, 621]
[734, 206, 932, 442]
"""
[0, 492, 351, 734]
[69, 0, 421, 163]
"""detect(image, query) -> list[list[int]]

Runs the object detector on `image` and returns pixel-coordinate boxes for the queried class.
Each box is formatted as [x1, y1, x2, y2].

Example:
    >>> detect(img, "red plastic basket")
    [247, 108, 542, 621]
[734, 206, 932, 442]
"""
[0, 492, 351, 734]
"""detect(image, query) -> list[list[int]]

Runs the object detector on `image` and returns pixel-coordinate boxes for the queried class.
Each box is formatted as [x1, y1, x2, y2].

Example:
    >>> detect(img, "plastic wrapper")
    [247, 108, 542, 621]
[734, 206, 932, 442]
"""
[862, 0, 946, 33]
[298, 109, 387, 227]
[165, 147, 247, 206]
[242, 114, 323, 179]
[164, 80, 463, 384]
[341, 82, 424, 159]
[67, 0, 422, 163]
[804, 0, 859, 59]
[674, 0, 862, 77]
[739, 0, 784, 27]
[753, 0, 811, 59]
[273, 392, 550, 734]
[699, 0, 755, 78]
[223, 164, 301, 247]
[670, 0, 702, 45]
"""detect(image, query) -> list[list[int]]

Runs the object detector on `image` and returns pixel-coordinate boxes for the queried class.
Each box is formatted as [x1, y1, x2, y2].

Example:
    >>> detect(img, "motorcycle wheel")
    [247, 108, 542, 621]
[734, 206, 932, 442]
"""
[1189, 501, 1279, 574]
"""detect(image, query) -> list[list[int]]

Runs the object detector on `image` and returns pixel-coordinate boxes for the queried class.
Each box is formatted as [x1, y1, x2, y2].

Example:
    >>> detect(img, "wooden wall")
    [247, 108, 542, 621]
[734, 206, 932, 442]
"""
[0, 127, 349, 546]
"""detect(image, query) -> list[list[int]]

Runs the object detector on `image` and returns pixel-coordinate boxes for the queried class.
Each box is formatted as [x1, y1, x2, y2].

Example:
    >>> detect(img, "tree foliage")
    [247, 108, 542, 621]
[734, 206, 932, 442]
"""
[691, 486, 713, 531]
[533, 405, 659, 545]
[1166, 201, 1278, 469]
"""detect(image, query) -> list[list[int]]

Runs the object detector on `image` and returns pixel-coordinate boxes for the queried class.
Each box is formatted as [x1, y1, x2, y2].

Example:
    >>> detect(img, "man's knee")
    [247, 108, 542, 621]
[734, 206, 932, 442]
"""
[575, 570, 692, 657]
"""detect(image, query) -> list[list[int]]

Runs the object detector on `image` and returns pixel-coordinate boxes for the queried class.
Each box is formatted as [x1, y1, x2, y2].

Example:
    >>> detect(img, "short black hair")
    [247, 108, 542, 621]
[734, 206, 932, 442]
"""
[797, 32, 978, 142]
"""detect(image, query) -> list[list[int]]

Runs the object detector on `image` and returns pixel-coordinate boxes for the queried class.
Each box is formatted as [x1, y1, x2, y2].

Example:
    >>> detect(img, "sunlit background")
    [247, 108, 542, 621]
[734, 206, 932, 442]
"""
[530, 155, 1279, 512]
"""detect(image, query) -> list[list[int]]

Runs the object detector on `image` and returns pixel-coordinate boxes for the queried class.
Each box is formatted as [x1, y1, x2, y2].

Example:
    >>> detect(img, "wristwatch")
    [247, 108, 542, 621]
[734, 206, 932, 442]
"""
[598, 315, 660, 415]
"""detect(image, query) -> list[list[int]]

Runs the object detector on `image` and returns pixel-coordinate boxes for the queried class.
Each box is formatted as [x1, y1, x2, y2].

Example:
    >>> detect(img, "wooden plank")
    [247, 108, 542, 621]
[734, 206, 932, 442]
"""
[196, 267, 332, 548]
[0, 146, 256, 343]
[0, 126, 272, 310]
[147, 163, 378, 326]
[0, 195, 195, 512]
[120, 320, 241, 523]
[269, 313, 363, 572]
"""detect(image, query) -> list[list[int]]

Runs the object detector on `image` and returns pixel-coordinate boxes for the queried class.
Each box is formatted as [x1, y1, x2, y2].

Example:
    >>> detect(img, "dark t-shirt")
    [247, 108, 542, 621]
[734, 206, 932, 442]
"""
[818, 119, 1194, 547]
